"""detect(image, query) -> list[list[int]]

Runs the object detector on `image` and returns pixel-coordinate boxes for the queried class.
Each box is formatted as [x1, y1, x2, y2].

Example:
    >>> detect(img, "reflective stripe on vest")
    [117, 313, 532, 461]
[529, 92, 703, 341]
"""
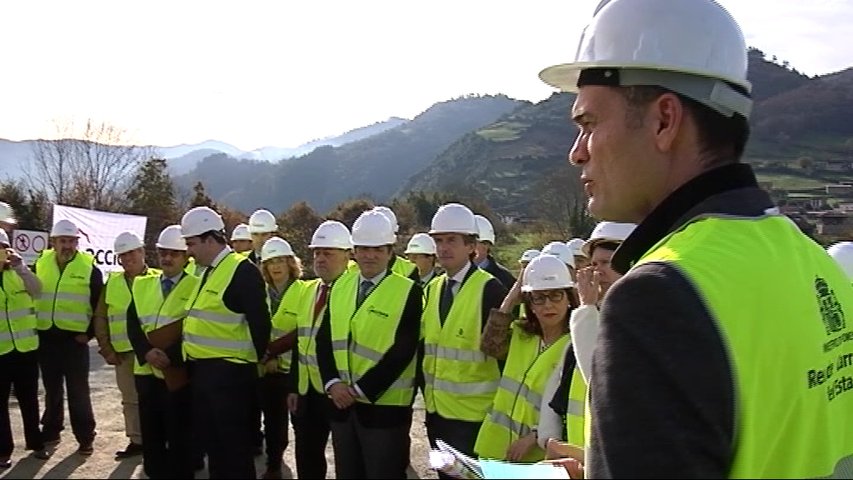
[422, 268, 500, 422]
[268, 280, 303, 374]
[34, 250, 94, 333]
[474, 326, 568, 462]
[566, 365, 587, 447]
[329, 270, 416, 406]
[0, 269, 39, 354]
[106, 269, 160, 353]
[132, 272, 200, 376]
[632, 214, 853, 478]
[182, 253, 255, 363]
[295, 279, 325, 395]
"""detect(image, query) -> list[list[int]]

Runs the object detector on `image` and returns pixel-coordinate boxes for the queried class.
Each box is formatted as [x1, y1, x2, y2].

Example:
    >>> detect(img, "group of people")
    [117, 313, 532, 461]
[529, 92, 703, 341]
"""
[4, 0, 853, 478]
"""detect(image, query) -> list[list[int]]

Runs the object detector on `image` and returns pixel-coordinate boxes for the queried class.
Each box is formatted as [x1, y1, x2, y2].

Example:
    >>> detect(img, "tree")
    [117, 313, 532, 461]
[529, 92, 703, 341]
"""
[326, 198, 375, 229]
[0, 181, 50, 231]
[126, 158, 180, 263]
[535, 164, 595, 238]
[29, 119, 154, 211]
[190, 181, 217, 210]
[278, 202, 324, 275]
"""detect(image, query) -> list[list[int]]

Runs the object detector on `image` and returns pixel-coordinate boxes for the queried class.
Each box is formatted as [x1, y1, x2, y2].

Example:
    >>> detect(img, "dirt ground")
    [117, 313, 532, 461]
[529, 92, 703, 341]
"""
[1, 343, 438, 479]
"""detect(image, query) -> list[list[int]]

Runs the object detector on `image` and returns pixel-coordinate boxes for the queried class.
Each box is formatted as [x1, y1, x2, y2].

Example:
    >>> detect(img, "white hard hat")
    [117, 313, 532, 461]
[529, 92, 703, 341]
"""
[0, 201, 16, 224]
[566, 238, 587, 258]
[539, 0, 752, 119]
[827, 242, 853, 281]
[261, 236, 295, 262]
[0, 229, 9, 247]
[230, 223, 252, 241]
[156, 225, 187, 251]
[474, 215, 496, 245]
[519, 249, 541, 263]
[429, 203, 478, 236]
[522, 254, 574, 292]
[541, 241, 575, 269]
[248, 209, 278, 234]
[372, 206, 399, 234]
[114, 231, 144, 255]
[181, 206, 225, 238]
[582, 221, 637, 257]
[405, 233, 437, 255]
[309, 220, 353, 250]
[351, 210, 396, 247]
[50, 219, 79, 238]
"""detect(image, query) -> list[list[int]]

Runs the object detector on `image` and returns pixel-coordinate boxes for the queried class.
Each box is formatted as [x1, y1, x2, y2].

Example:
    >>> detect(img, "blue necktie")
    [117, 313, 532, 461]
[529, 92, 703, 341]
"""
[162, 278, 174, 297]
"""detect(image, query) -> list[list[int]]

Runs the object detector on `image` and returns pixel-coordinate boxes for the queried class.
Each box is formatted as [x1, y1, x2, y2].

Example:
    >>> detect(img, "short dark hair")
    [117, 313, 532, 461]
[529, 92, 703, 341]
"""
[199, 230, 227, 245]
[620, 85, 750, 167]
[590, 240, 620, 256]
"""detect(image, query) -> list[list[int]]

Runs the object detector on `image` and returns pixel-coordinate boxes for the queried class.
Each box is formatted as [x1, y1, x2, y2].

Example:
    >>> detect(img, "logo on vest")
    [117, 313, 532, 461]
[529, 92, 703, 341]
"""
[815, 277, 846, 336]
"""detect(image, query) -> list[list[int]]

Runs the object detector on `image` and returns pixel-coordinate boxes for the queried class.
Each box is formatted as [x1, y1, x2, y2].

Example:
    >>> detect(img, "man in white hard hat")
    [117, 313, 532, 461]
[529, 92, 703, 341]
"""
[372, 206, 417, 277]
[405, 233, 439, 288]
[0, 230, 52, 468]
[473, 214, 516, 290]
[285, 220, 352, 480]
[229, 223, 253, 255]
[0, 202, 16, 235]
[125, 225, 198, 478]
[316, 210, 422, 478]
[33, 219, 101, 455]
[92, 231, 154, 460]
[247, 209, 279, 266]
[540, 0, 853, 477]
[180, 206, 271, 478]
[422, 203, 507, 475]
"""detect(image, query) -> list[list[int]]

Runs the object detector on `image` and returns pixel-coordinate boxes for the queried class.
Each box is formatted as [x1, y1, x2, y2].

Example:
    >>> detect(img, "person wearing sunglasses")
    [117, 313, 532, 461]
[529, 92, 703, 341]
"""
[475, 254, 577, 462]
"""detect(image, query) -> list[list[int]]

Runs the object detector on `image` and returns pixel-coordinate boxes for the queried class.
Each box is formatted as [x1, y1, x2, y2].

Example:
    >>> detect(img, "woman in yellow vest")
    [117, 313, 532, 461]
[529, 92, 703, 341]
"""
[0, 231, 51, 468]
[257, 236, 303, 480]
[475, 254, 576, 462]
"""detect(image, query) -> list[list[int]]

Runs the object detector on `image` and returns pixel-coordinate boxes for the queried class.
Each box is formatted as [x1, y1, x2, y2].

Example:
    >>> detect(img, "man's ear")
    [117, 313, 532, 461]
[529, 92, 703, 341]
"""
[652, 92, 685, 153]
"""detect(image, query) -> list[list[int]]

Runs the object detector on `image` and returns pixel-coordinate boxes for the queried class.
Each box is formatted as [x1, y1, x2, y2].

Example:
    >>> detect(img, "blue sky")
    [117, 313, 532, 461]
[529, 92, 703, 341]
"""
[1, 0, 851, 151]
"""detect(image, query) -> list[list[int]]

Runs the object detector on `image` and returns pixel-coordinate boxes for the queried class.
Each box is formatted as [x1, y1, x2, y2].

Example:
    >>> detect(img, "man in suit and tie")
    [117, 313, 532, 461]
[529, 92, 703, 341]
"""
[421, 204, 507, 478]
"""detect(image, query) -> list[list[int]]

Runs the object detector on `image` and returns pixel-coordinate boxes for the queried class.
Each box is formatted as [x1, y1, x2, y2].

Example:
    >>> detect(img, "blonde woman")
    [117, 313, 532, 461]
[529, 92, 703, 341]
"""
[257, 237, 303, 480]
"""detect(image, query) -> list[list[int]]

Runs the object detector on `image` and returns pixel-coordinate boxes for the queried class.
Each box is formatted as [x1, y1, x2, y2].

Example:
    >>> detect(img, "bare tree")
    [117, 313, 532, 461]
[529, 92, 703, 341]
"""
[28, 119, 154, 211]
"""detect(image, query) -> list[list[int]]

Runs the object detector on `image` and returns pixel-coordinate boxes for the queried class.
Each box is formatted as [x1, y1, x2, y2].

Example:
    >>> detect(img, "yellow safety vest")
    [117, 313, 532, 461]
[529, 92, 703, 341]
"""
[291, 279, 326, 395]
[183, 252, 256, 363]
[268, 280, 304, 373]
[132, 272, 200, 376]
[391, 256, 416, 278]
[329, 270, 416, 406]
[475, 325, 569, 462]
[0, 268, 39, 354]
[105, 268, 160, 353]
[423, 269, 500, 422]
[626, 214, 853, 478]
[35, 250, 95, 333]
[566, 365, 587, 447]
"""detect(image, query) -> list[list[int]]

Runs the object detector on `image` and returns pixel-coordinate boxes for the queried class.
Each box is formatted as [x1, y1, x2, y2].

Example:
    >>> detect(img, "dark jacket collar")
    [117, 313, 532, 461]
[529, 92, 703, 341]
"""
[612, 163, 774, 274]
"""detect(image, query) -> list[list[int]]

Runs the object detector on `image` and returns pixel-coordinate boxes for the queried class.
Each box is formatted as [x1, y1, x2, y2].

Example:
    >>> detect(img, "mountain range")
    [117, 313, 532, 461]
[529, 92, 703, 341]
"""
[2, 48, 852, 221]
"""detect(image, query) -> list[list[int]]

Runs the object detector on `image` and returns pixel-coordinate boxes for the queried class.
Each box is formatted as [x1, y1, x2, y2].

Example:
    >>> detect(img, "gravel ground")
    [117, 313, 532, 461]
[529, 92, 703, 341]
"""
[1, 343, 438, 479]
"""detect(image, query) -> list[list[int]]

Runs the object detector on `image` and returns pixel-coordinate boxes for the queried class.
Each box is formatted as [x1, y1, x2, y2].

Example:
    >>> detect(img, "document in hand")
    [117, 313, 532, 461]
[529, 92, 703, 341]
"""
[430, 439, 484, 479]
[479, 459, 570, 479]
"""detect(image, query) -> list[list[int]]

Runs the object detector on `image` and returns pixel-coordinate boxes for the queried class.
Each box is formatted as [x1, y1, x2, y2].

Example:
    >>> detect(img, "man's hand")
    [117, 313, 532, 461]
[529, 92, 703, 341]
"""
[327, 382, 356, 410]
[145, 348, 170, 369]
[287, 393, 299, 413]
[6, 249, 23, 268]
[506, 432, 537, 462]
[264, 358, 278, 374]
[99, 345, 120, 365]
[74, 334, 90, 345]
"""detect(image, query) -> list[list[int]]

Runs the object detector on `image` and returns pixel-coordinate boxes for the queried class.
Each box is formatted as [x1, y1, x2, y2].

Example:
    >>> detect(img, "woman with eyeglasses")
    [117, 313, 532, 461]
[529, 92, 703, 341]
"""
[474, 254, 577, 462]
[538, 222, 636, 470]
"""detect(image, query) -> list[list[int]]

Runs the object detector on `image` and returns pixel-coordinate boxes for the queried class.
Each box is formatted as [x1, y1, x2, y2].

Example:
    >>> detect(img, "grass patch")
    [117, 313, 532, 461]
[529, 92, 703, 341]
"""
[476, 122, 528, 142]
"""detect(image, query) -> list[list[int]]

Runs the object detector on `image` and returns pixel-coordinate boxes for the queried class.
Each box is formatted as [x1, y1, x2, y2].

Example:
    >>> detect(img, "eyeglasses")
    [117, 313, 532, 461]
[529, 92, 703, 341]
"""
[529, 290, 566, 305]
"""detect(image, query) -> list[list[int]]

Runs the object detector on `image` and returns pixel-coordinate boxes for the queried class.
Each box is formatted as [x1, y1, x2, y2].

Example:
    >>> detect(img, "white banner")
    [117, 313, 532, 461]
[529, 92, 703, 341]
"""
[53, 205, 147, 274]
[11, 229, 49, 266]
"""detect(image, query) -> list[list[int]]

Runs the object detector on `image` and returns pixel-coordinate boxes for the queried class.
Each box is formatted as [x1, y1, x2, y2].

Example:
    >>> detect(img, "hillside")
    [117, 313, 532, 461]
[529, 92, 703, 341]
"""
[175, 95, 524, 213]
[402, 50, 853, 217]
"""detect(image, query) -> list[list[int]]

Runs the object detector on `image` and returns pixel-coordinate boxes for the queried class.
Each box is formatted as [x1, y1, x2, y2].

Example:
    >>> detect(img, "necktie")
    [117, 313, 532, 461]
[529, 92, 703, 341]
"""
[357, 280, 373, 309]
[162, 278, 174, 297]
[313, 283, 329, 322]
[439, 279, 456, 325]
